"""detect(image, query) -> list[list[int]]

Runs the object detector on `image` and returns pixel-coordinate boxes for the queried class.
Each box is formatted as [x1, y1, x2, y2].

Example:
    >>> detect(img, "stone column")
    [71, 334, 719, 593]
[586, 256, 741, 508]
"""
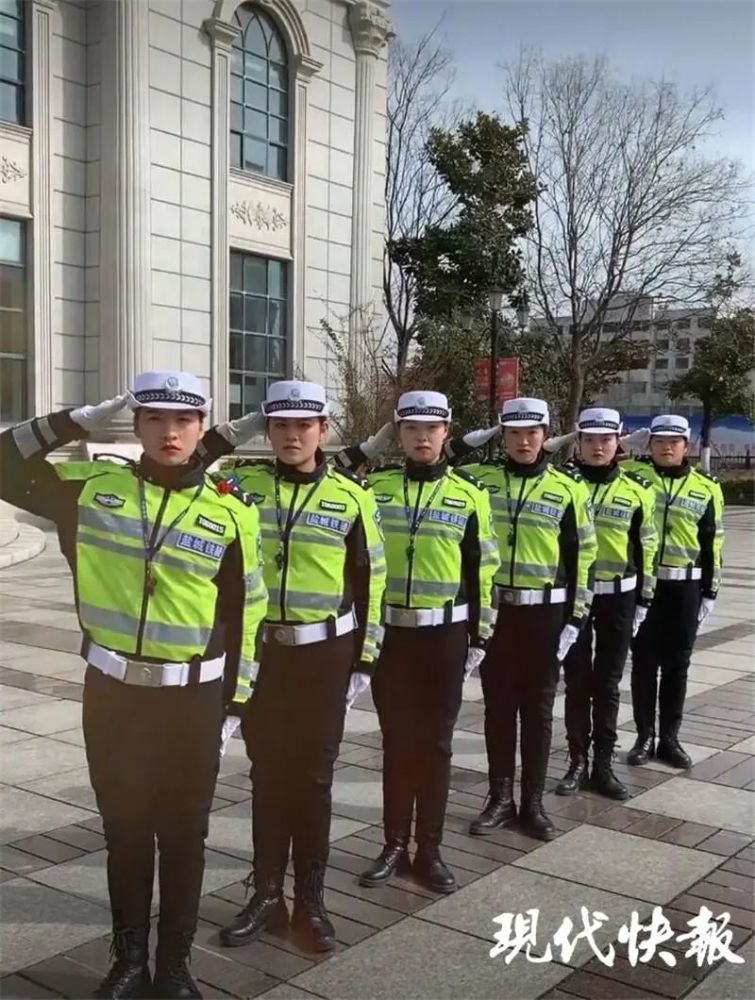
[348, 1, 392, 366]
[98, 0, 151, 402]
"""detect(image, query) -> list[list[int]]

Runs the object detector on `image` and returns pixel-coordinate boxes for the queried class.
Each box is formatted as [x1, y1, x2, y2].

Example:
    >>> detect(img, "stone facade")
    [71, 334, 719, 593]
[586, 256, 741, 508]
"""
[0, 0, 391, 424]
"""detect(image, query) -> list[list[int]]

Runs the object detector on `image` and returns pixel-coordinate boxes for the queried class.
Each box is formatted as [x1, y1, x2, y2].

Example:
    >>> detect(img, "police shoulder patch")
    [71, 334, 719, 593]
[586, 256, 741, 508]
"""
[623, 469, 653, 490]
[554, 465, 583, 484]
[694, 469, 719, 485]
[234, 458, 274, 469]
[331, 465, 369, 489]
[451, 467, 485, 490]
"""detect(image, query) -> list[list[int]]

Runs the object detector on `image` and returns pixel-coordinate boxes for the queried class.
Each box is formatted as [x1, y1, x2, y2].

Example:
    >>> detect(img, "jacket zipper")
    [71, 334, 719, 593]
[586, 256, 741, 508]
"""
[659, 484, 672, 565]
[279, 482, 299, 621]
[509, 477, 526, 587]
[135, 487, 171, 656]
[405, 480, 424, 605]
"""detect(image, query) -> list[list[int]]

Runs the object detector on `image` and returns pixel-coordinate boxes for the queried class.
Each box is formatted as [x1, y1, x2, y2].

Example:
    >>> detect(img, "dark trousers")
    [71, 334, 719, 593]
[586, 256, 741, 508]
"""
[82, 666, 223, 942]
[631, 580, 701, 738]
[563, 591, 635, 756]
[371, 622, 467, 849]
[480, 603, 563, 789]
[242, 633, 353, 886]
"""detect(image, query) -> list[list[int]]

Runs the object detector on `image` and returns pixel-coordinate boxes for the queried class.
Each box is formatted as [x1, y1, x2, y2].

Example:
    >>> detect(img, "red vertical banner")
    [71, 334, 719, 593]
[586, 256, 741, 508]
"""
[474, 357, 520, 406]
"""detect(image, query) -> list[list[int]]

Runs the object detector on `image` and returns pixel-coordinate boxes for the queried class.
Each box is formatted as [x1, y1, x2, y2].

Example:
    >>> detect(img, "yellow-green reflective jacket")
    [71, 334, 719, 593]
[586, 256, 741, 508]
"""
[623, 459, 724, 597]
[366, 463, 499, 644]
[229, 459, 386, 664]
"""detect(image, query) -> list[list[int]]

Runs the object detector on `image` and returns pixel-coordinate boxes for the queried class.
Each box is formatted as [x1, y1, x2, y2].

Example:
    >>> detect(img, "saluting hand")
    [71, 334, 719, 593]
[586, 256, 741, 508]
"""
[70, 393, 129, 432]
[215, 410, 266, 448]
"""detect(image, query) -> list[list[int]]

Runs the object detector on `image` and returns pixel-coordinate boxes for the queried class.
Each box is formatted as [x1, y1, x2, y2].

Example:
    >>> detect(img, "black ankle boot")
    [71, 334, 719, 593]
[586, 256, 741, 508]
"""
[219, 874, 289, 947]
[519, 784, 556, 842]
[591, 749, 629, 800]
[627, 731, 655, 765]
[469, 778, 517, 836]
[359, 840, 411, 887]
[153, 931, 201, 1000]
[656, 736, 692, 769]
[555, 755, 589, 796]
[93, 928, 151, 999]
[413, 846, 457, 894]
[291, 864, 335, 954]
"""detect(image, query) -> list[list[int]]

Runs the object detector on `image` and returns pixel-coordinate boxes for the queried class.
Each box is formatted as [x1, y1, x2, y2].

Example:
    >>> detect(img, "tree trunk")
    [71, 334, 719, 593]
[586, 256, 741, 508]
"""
[700, 399, 712, 473]
[564, 359, 585, 435]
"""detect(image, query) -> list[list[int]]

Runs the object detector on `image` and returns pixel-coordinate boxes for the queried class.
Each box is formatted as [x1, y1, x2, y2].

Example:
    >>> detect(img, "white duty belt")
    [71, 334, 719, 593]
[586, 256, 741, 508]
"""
[85, 640, 224, 688]
[263, 608, 357, 647]
[496, 586, 567, 606]
[657, 566, 702, 581]
[384, 604, 468, 628]
[593, 575, 637, 596]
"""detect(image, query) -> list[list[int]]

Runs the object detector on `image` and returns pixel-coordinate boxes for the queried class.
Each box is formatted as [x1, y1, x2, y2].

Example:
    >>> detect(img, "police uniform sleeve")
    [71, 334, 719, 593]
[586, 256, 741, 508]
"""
[562, 476, 597, 626]
[461, 484, 499, 647]
[0, 410, 88, 524]
[698, 479, 724, 599]
[223, 500, 268, 709]
[347, 486, 386, 674]
[632, 481, 658, 607]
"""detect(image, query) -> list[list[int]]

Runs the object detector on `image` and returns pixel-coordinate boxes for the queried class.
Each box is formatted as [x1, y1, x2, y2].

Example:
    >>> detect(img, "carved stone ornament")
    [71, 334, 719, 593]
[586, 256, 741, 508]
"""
[348, 1, 394, 57]
[0, 155, 27, 184]
[230, 199, 287, 231]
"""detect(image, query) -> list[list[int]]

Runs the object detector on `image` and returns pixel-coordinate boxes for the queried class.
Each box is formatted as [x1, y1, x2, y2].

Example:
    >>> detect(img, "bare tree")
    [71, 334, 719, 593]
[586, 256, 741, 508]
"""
[384, 25, 462, 374]
[504, 52, 752, 428]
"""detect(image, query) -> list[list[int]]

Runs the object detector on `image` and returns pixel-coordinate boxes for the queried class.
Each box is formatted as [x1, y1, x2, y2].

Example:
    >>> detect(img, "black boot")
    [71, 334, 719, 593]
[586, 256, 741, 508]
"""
[93, 929, 151, 1000]
[153, 931, 201, 1000]
[656, 735, 692, 769]
[291, 864, 336, 954]
[519, 784, 556, 842]
[413, 846, 457, 894]
[555, 754, 589, 796]
[627, 731, 655, 766]
[359, 839, 412, 887]
[469, 778, 517, 836]
[591, 749, 629, 800]
[219, 874, 289, 947]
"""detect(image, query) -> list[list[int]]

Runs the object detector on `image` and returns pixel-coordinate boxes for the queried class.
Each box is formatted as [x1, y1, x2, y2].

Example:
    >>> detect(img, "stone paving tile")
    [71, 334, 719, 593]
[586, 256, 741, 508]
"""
[19, 767, 99, 812]
[685, 934, 755, 998]
[0, 701, 83, 736]
[0, 787, 95, 846]
[0, 687, 60, 712]
[0, 725, 36, 746]
[9, 836, 86, 865]
[0, 737, 87, 787]
[628, 777, 755, 837]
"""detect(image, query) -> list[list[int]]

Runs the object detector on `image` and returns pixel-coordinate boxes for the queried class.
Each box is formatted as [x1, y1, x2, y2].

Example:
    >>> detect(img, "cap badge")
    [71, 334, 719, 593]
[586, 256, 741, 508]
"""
[289, 386, 301, 400]
[417, 396, 426, 406]
[164, 376, 180, 392]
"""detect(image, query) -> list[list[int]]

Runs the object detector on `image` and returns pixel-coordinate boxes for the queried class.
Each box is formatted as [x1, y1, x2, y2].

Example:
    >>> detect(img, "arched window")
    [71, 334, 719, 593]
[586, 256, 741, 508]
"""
[231, 5, 289, 181]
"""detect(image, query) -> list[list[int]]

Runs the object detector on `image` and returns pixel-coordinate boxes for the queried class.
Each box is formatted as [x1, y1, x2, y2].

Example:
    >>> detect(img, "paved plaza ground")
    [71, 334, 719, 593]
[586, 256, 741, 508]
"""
[0, 510, 753, 999]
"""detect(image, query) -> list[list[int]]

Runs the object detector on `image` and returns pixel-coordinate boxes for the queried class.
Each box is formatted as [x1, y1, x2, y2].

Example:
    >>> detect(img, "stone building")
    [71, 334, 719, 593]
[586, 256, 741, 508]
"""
[0, 0, 392, 427]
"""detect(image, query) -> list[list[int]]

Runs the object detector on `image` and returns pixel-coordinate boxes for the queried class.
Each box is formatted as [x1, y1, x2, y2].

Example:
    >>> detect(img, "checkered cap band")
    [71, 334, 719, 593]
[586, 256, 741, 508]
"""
[133, 389, 206, 408]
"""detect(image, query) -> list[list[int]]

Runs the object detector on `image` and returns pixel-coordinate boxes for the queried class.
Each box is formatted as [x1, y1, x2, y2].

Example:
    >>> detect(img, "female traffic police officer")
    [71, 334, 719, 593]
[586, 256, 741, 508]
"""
[198, 380, 386, 954]
[350, 391, 498, 893]
[0, 371, 267, 1000]
[451, 398, 597, 841]
[556, 408, 658, 801]
[623, 414, 724, 769]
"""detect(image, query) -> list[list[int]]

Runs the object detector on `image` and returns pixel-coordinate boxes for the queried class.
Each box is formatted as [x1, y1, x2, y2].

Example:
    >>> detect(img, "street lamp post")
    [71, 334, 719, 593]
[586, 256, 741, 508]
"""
[488, 285, 505, 456]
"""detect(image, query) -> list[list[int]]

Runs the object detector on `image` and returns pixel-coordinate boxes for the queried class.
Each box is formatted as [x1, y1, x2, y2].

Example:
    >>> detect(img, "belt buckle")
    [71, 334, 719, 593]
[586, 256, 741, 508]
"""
[392, 608, 413, 627]
[274, 626, 292, 645]
[124, 661, 162, 687]
[502, 589, 515, 604]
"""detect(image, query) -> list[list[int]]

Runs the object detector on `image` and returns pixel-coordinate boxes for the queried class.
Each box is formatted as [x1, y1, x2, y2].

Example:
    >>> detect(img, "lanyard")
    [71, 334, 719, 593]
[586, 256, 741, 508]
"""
[661, 475, 687, 531]
[402, 473, 445, 558]
[274, 473, 324, 569]
[503, 468, 544, 543]
[591, 481, 613, 517]
[138, 478, 203, 595]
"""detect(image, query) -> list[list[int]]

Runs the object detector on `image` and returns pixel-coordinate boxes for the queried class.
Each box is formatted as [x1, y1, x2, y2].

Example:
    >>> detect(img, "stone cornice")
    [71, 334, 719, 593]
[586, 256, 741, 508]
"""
[348, 1, 394, 58]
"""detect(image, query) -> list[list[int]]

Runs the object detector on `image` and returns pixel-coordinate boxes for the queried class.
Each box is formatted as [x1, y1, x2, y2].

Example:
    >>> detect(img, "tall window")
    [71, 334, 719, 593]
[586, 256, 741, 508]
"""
[229, 252, 288, 419]
[0, 217, 28, 423]
[0, 0, 25, 124]
[230, 6, 288, 180]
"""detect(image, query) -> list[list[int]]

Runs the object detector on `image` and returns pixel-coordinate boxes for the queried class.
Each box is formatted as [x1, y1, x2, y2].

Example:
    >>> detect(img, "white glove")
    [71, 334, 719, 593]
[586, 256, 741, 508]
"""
[461, 426, 501, 449]
[214, 410, 266, 448]
[220, 716, 241, 757]
[543, 430, 577, 454]
[632, 605, 648, 637]
[464, 647, 486, 680]
[698, 597, 715, 625]
[619, 428, 651, 453]
[70, 393, 129, 432]
[557, 624, 580, 662]
[359, 422, 394, 460]
[345, 671, 371, 711]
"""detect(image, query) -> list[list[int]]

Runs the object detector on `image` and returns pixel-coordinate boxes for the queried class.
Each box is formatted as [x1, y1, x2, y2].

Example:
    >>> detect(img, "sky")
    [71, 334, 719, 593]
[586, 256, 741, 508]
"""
[391, 0, 755, 173]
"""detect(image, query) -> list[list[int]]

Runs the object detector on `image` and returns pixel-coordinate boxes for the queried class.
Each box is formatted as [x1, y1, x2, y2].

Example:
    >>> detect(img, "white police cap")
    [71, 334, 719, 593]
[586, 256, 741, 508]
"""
[500, 397, 550, 428]
[394, 390, 452, 423]
[578, 407, 622, 433]
[650, 414, 691, 439]
[261, 380, 329, 419]
[127, 371, 211, 414]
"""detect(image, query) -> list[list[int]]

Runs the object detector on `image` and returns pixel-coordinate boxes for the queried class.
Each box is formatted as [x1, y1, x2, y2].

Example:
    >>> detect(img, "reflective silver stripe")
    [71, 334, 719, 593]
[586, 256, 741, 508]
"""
[387, 578, 459, 598]
[12, 421, 41, 459]
[244, 569, 264, 592]
[37, 416, 57, 445]
[366, 621, 384, 641]
[577, 525, 595, 540]
[265, 588, 339, 611]
[80, 602, 212, 646]
[595, 560, 631, 575]
[576, 587, 592, 602]
[515, 563, 559, 579]
[258, 508, 278, 524]
[77, 529, 218, 578]
[79, 506, 144, 540]
[480, 539, 499, 554]
[663, 544, 698, 560]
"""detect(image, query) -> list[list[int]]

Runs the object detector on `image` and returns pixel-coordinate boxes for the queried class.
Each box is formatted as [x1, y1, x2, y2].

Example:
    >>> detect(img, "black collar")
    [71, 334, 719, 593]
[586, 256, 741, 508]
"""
[504, 451, 549, 478]
[138, 453, 204, 489]
[275, 448, 328, 484]
[405, 457, 448, 481]
[575, 460, 620, 484]
[652, 459, 691, 480]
